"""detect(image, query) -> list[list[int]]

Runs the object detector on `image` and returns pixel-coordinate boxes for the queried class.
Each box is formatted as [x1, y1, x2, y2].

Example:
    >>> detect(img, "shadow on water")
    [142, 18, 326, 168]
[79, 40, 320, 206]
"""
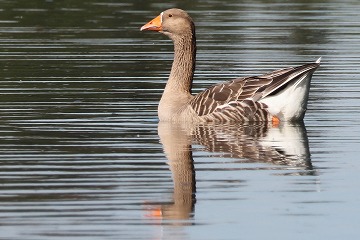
[147, 121, 315, 222]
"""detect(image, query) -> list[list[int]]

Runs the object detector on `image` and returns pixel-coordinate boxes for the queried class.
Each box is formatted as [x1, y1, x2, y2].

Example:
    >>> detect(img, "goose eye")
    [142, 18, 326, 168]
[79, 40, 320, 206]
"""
[168, 14, 173, 17]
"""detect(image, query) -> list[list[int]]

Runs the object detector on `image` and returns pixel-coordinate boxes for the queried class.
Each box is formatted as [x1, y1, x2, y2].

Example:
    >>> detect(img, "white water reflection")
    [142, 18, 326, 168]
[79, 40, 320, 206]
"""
[149, 121, 315, 222]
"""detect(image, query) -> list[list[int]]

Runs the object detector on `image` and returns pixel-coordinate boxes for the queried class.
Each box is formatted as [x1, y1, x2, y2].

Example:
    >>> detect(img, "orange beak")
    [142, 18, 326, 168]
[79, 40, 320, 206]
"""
[140, 14, 162, 32]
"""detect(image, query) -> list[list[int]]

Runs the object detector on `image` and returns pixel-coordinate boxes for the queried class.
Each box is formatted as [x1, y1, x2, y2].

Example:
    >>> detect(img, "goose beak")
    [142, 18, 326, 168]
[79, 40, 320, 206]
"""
[140, 14, 162, 31]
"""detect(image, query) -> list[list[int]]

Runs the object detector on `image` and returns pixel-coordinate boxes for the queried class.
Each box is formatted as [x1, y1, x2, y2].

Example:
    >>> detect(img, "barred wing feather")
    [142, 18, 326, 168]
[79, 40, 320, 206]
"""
[189, 60, 320, 122]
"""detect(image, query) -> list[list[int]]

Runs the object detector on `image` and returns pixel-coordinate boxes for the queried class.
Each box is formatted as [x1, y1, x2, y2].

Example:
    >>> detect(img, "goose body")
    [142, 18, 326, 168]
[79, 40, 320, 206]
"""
[141, 8, 320, 123]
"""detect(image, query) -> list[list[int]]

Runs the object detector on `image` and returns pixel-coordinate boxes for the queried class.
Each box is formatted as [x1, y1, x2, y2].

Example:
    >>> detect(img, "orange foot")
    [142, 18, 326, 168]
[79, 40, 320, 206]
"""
[272, 115, 280, 128]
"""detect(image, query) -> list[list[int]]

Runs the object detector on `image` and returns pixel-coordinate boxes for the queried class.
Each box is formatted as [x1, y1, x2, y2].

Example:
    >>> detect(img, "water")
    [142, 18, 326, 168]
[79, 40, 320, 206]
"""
[0, 0, 360, 239]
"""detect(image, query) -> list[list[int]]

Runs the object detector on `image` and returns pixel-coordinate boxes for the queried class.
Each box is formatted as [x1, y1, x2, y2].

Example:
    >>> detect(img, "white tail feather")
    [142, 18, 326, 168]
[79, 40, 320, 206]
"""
[259, 72, 312, 121]
[258, 58, 320, 121]
[316, 57, 322, 64]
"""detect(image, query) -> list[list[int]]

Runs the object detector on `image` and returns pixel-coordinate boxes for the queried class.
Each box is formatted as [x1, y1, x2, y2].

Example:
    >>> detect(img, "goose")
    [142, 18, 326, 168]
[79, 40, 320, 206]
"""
[140, 8, 320, 123]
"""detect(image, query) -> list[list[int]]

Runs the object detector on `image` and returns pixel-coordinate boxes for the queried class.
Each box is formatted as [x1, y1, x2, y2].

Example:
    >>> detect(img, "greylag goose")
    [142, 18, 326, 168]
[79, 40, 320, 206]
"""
[140, 8, 320, 123]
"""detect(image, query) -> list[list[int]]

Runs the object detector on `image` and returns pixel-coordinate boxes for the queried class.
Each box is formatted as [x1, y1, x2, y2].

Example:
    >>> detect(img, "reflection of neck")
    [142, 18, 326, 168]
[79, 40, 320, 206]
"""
[169, 144, 196, 212]
[158, 122, 196, 219]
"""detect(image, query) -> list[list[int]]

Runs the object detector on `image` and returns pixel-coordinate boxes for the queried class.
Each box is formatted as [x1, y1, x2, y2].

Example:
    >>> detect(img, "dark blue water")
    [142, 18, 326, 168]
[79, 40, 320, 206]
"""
[0, 0, 359, 239]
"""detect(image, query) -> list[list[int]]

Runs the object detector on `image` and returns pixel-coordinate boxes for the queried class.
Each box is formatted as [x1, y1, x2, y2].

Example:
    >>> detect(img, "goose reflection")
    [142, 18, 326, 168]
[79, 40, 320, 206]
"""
[148, 121, 312, 220]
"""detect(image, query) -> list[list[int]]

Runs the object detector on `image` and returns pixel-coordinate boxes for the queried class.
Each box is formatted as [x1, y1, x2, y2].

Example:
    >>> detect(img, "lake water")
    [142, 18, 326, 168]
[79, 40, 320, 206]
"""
[0, 0, 360, 239]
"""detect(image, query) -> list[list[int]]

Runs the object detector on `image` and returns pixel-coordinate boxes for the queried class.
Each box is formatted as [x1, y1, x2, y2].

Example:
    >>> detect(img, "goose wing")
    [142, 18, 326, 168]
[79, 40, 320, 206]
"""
[189, 60, 320, 121]
[190, 76, 272, 116]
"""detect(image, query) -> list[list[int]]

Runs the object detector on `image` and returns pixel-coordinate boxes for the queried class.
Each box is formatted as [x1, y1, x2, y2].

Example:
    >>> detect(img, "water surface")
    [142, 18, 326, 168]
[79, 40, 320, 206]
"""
[0, 0, 360, 239]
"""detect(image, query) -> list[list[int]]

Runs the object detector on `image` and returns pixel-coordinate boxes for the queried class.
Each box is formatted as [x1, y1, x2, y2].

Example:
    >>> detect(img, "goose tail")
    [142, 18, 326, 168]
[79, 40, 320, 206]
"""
[259, 58, 321, 121]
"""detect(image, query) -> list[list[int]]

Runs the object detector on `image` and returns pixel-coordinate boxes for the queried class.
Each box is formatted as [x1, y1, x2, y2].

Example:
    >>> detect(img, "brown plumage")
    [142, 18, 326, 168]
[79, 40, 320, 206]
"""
[141, 8, 320, 123]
